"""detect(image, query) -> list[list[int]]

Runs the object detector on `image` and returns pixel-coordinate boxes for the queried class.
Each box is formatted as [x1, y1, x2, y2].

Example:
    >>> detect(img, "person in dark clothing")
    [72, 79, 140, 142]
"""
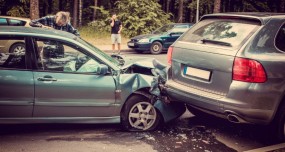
[29, 11, 80, 36]
[110, 13, 122, 54]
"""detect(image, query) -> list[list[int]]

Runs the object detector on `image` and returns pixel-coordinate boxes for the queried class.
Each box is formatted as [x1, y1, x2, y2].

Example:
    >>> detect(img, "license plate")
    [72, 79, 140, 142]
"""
[184, 67, 211, 81]
[128, 42, 134, 46]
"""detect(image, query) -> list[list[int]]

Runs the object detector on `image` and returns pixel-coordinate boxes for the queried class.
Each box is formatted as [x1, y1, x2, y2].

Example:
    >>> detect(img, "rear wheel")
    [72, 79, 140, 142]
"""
[150, 42, 163, 54]
[121, 95, 161, 131]
[9, 43, 25, 55]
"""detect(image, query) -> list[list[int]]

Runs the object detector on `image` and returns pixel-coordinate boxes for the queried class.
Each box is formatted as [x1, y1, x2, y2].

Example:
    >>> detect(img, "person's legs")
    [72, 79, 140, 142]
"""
[111, 34, 116, 52]
[117, 34, 122, 54]
[118, 43, 121, 54]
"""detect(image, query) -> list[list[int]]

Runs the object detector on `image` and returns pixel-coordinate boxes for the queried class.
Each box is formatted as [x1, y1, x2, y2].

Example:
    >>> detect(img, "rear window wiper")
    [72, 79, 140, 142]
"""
[200, 39, 232, 47]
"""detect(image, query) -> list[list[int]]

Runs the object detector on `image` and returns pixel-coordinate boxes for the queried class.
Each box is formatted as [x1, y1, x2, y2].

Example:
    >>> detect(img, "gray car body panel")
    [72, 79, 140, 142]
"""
[0, 27, 185, 124]
[166, 13, 285, 125]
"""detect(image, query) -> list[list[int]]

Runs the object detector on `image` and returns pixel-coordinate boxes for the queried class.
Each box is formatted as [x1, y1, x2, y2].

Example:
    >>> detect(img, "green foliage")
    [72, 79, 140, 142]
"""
[7, 6, 28, 17]
[115, 0, 172, 37]
[88, 6, 111, 33]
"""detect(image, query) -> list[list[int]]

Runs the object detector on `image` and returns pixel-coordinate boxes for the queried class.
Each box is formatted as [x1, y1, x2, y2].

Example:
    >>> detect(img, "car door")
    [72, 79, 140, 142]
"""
[0, 36, 34, 118]
[32, 38, 117, 117]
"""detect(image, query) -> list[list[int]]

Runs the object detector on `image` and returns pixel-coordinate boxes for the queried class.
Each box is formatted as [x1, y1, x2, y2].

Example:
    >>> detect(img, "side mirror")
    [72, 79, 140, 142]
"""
[96, 64, 108, 75]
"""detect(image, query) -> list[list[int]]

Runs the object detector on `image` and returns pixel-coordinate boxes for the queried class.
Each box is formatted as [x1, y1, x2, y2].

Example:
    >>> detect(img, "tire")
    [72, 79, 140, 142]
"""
[121, 95, 161, 131]
[186, 104, 212, 118]
[9, 43, 25, 55]
[150, 42, 163, 54]
[272, 102, 285, 142]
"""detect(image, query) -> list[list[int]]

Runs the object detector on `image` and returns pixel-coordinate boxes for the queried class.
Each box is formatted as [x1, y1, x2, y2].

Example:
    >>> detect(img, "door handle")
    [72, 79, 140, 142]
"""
[37, 76, 57, 81]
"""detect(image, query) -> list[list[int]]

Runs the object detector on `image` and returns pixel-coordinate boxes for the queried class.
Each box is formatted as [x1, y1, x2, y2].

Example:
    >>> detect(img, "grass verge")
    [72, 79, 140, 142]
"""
[79, 26, 129, 45]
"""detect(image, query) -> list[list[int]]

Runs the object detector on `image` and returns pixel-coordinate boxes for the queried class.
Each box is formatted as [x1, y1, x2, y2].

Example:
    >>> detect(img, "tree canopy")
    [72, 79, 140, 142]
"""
[1, 0, 284, 37]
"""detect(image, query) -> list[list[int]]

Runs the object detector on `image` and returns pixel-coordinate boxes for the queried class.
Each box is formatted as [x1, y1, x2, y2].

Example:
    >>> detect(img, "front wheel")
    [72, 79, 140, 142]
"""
[150, 42, 163, 54]
[121, 95, 161, 131]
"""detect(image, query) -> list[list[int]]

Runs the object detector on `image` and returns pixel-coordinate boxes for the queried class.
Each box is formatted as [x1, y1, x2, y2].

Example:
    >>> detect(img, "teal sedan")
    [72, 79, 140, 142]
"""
[0, 26, 185, 131]
[128, 23, 193, 54]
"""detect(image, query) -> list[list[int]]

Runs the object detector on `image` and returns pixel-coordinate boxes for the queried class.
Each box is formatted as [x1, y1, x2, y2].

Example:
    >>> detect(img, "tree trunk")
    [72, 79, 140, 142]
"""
[178, 0, 183, 23]
[213, 0, 221, 13]
[30, 0, 39, 19]
[166, 0, 170, 13]
[280, 0, 285, 12]
[79, 0, 82, 27]
[53, 0, 59, 14]
[73, 0, 78, 28]
[44, 0, 49, 16]
[93, 0, 98, 21]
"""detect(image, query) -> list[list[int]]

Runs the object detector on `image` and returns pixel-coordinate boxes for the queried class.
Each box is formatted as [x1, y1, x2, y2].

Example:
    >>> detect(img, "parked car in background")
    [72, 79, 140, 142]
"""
[165, 12, 285, 141]
[0, 26, 185, 131]
[0, 16, 30, 55]
[128, 23, 193, 54]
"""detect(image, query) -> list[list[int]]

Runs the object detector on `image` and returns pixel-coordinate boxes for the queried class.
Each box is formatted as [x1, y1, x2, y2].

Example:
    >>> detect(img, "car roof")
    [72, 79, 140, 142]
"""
[0, 16, 30, 22]
[171, 23, 194, 26]
[0, 26, 76, 40]
[201, 12, 285, 25]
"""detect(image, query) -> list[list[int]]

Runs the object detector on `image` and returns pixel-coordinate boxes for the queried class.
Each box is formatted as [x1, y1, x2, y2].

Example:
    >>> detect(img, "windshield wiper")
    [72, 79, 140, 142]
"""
[200, 39, 232, 47]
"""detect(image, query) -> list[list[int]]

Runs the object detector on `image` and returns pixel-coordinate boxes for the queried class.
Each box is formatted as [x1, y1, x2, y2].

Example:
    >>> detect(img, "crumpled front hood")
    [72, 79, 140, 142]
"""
[131, 34, 156, 40]
[121, 56, 159, 69]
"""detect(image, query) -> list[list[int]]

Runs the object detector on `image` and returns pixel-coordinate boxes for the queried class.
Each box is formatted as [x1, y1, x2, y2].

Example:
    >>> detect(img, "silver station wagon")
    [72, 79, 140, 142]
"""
[165, 12, 285, 141]
[0, 26, 185, 131]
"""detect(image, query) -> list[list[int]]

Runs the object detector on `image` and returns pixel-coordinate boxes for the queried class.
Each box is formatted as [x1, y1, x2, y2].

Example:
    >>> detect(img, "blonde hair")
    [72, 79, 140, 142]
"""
[55, 11, 70, 24]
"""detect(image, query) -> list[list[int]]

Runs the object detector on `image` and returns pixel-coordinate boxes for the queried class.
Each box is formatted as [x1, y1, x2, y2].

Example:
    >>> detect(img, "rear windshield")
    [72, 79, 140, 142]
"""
[180, 18, 260, 48]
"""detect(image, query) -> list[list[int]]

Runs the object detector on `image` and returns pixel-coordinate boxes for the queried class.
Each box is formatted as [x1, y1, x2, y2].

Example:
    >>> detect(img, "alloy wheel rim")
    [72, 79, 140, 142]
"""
[128, 101, 157, 130]
[152, 45, 160, 52]
[13, 45, 25, 55]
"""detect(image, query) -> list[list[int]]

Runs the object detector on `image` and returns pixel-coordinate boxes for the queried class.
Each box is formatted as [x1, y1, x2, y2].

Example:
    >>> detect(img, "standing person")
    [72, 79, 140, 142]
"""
[29, 11, 80, 36]
[110, 13, 122, 54]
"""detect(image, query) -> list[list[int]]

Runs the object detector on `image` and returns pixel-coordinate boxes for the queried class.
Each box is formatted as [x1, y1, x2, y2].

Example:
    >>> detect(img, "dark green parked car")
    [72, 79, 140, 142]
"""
[0, 26, 185, 131]
[128, 23, 193, 54]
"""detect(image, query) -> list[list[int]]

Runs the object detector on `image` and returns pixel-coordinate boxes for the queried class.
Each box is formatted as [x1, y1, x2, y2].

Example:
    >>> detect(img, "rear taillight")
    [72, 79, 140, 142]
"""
[167, 46, 173, 65]
[233, 57, 267, 83]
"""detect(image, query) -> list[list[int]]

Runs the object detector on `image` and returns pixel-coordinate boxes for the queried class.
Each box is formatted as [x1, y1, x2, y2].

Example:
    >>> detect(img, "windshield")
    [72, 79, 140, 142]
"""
[152, 24, 175, 35]
[77, 38, 120, 66]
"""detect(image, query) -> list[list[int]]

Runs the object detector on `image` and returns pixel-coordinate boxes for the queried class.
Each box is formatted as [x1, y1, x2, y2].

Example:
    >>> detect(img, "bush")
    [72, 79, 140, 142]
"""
[116, 0, 172, 37]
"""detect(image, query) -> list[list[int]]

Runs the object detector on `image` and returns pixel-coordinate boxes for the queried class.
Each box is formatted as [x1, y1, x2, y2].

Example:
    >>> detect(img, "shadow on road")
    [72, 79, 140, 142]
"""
[0, 115, 277, 152]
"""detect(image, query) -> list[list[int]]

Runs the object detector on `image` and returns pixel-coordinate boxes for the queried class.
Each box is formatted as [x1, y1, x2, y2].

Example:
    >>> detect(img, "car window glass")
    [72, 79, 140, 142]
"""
[9, 19, 26, 26]
[180, 19, 260, 48]
[276, 24, 285, 52]
[171, 25, 189, 33]
[0, 37, 26, 69]
[35, 39, 101, 74]
[153, 24, 175, 34]
[0, 18, 8, 26]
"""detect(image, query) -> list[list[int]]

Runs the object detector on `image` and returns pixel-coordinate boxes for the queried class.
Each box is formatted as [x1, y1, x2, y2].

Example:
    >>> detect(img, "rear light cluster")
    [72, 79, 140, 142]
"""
[233, 57, 267, 83]
[167, 46, 173, 65]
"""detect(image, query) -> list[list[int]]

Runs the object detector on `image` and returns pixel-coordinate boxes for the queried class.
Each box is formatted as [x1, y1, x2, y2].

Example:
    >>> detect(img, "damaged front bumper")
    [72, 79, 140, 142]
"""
[149, 60, 186, 122]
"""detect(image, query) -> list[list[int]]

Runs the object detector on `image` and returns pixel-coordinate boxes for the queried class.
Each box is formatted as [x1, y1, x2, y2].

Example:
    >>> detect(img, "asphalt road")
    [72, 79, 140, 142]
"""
[0, 50, 282, 152]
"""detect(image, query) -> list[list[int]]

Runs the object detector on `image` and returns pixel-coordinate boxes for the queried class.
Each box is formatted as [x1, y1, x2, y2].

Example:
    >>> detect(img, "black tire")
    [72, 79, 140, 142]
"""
[186, 104, 212, 118]
[150, 41, 163, 54]
[272, 102, 285, 142]
[121, 95, 161, 131]
[9, 43, 25, 54]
